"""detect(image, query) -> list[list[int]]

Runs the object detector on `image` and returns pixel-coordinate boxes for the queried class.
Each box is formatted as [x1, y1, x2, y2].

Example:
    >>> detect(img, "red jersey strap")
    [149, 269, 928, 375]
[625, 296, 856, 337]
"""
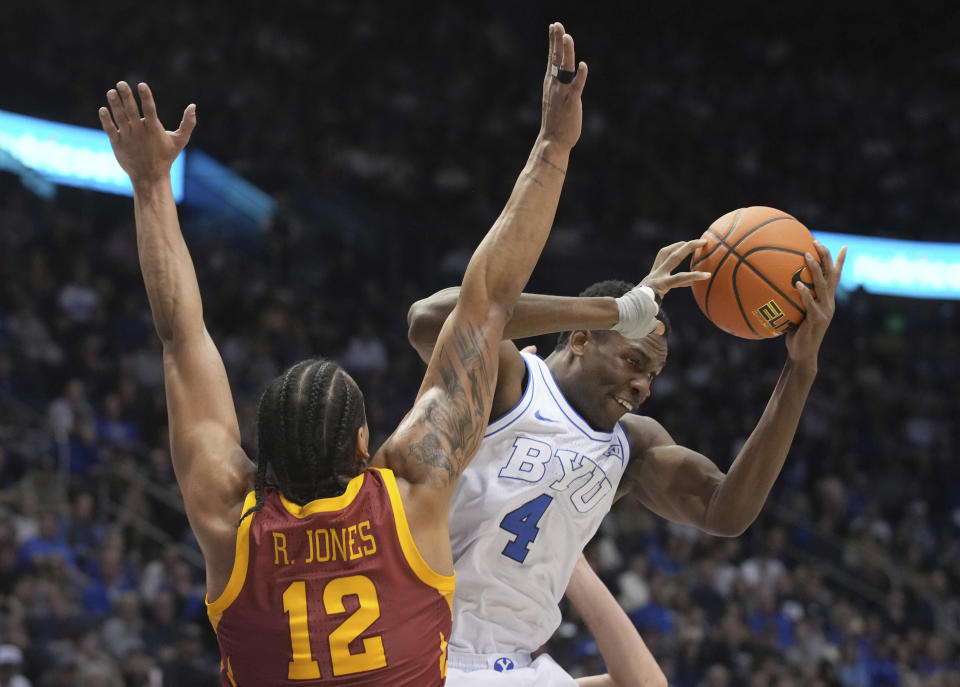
[275, 472, 367, 517]
[206, 489, 258, 633]
[371, 467, 455, 612]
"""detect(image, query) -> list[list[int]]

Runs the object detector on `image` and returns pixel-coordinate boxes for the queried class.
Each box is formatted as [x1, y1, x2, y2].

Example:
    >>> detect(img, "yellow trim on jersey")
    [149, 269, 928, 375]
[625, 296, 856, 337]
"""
[278, 472, 366, 517]
[374, 467, 456, 611]
[206, 490, 258, 633]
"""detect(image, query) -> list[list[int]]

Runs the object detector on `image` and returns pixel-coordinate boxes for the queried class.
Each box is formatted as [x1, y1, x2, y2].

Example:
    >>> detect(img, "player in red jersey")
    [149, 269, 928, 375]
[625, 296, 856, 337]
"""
[98, 22, 587, 686]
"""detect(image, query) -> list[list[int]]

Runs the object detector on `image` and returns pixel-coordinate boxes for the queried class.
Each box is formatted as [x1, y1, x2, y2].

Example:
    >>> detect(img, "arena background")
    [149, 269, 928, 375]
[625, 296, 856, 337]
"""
[1, 2, 958, 685]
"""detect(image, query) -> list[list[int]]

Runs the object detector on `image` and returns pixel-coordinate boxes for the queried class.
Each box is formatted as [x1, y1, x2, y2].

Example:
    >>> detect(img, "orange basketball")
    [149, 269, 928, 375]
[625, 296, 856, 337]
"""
[690, 207, 819, 339]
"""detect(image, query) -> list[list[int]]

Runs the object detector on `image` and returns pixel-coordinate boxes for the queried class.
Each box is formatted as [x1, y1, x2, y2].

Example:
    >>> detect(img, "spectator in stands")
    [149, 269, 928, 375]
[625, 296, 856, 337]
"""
[17, 513, 73, 572]
[60, 492, 103, 569]
[0, 644, 30, 687]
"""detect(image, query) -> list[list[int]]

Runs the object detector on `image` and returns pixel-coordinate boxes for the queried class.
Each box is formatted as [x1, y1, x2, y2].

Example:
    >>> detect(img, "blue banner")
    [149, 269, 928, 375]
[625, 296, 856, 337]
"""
[814, 231, 960, 300]
[0, 108, 185, 202]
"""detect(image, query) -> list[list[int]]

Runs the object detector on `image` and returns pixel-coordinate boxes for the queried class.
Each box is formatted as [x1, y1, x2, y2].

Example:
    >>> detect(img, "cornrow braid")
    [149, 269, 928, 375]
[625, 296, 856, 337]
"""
[239, 363, 297, 524]
[272, 360, 309, 499]
[333, 378, 354, 462]
[300, 360, 336, 501]
[330, 375, 358, 491]
[242, 357, 368, 525]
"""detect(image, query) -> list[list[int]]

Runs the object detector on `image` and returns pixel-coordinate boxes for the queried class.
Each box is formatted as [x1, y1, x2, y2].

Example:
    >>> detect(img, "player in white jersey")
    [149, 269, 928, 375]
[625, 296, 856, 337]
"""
[448, 347, 629, 654]
[408, 240, 845, 684]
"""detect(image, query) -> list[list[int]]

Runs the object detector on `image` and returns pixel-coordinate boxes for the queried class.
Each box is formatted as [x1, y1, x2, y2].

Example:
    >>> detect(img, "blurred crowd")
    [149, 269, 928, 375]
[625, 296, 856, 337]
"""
[1, 2, 959, 686]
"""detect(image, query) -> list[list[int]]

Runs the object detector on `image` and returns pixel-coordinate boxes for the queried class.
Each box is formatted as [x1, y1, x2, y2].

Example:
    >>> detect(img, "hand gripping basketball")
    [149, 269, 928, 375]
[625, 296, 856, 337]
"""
[690, 207, 845, 341]
[785, 239, 847, 366]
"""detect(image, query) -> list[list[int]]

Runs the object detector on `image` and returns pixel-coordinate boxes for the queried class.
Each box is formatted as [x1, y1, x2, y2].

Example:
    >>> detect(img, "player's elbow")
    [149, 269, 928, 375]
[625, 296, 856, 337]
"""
[153, 320, 175, 345]
[406, 299, 442, 351]
[648, 670, 669, 687]
[706, 517, 751, 538]
[727, 522, 751, 537]
[712, 503, 758, 537]
[637, 670, 668, 687]
[701, 480, 756, 537]
[611, 666, 667, 687]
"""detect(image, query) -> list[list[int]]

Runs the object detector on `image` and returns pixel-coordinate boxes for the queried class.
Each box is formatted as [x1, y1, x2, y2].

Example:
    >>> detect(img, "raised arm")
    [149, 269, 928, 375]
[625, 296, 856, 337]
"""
[565, 555, 666, 687]
[408, 289, 618, 362]
[378, 23, 585, 490]
[407, 241, 710, 362]
[621, 241, 847, 536]
[99, 83, 253, 575]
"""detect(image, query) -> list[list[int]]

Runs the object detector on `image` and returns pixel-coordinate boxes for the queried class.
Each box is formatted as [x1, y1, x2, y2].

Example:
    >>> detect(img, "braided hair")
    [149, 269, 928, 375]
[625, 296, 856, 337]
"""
[553, 279, 671, 352]
[240, 358, 367, 523]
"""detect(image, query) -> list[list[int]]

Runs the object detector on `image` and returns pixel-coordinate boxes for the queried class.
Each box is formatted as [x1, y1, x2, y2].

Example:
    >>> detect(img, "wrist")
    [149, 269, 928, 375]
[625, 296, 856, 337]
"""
[131, 175, 173, 198]
[612, 285, 660, 339]
[532, 137, 572, 166]
[785, 357, 818, 381]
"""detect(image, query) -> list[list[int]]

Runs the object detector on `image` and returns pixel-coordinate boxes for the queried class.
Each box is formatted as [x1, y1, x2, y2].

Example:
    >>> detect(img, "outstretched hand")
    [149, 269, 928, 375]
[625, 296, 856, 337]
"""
[640, 239, 712, 297]
[539, 22, 588, 150]
[99, 81, 196, 185]
[785, 240, 847, 367]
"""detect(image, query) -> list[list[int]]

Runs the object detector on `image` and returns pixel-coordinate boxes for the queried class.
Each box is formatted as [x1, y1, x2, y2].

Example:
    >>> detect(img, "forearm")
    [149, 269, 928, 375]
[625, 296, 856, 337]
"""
[409, 288, 618, 348]
[132, 176, 204, 344]
[704, 359, 817, 535]
[567, 562, 665, 687]
[459, 137, 570, 312]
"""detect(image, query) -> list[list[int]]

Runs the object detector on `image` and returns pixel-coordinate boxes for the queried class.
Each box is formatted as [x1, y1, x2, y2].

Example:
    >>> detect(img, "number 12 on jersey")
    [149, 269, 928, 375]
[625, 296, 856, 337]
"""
[283, 575, 386, 679]
[499, 494, 553, 563]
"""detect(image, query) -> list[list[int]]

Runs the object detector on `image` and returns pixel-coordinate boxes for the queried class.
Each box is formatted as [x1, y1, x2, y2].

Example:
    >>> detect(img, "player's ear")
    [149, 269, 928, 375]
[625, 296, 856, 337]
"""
[355, 424, 370, 464]
[569, 330, 592, 356]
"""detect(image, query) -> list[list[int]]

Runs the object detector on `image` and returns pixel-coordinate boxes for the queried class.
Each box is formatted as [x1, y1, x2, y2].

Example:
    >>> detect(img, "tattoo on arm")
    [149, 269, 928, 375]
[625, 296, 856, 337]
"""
[406, 320, 495, 484]
[525, 171, 544, 188]
[538, 153, 566, 175]
[408, 432, 454, 485]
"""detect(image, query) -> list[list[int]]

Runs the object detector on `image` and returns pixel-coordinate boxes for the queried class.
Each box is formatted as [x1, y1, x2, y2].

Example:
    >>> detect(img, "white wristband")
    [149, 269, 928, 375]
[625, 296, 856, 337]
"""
[611, 285, 660, 339]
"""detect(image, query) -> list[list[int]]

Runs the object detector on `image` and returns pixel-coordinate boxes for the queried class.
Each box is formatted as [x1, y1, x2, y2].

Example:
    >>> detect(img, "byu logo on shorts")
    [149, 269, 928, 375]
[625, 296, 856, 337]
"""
[493, 657, 515, 672]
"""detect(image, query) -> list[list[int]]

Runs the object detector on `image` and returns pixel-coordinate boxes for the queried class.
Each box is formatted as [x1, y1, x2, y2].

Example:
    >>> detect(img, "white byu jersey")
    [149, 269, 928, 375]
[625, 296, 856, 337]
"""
[448, 352, 631, 653]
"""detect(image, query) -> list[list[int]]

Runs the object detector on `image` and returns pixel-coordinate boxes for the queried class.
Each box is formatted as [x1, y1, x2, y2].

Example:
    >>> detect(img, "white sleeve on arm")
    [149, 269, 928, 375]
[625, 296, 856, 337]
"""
[611, 284, 660, 339]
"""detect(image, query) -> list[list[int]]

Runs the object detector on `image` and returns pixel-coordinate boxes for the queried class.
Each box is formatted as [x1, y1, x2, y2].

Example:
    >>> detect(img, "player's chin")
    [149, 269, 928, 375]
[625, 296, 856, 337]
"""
[607, 396, 632, 422]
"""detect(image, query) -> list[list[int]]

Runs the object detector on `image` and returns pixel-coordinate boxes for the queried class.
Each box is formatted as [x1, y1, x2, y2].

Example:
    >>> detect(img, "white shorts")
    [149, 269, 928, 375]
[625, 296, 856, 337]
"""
[446, 650, 578, 687]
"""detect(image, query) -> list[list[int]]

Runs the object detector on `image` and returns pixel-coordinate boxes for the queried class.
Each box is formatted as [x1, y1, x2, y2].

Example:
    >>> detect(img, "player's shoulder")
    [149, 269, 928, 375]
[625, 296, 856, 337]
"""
[619, 413, 673, 454]
[617, 414, 672, 498]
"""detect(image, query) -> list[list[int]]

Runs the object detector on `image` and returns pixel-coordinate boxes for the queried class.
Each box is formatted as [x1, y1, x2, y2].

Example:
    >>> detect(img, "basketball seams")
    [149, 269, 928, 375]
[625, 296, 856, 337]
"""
[731, 276, 763, 338]
[721, 216, 795, 252]
[735, 246, 808, 315]
[700, 215, 792, 319]
[694, 209, 744, 316]
[731, 259, 792, 337]
[692, 208, 743, 268]
[700, 228, 728, 318]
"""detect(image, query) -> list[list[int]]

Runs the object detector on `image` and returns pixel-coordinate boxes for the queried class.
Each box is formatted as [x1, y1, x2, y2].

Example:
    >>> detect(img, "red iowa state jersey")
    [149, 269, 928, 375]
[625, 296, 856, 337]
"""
[207, 468, 454, 686]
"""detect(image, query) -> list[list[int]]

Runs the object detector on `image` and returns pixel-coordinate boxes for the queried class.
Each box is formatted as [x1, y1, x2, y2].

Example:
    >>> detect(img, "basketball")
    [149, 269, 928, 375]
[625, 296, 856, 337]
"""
[690, 207, 819, 339]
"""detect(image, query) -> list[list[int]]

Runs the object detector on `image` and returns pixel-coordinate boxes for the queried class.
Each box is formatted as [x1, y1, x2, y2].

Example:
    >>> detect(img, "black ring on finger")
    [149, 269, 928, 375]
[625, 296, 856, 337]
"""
[551, 64, 576, 84]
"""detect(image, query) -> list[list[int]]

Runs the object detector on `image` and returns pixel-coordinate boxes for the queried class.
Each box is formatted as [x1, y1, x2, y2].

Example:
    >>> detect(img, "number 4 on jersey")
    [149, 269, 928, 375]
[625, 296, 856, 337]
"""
[499, 494, 553, 563]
